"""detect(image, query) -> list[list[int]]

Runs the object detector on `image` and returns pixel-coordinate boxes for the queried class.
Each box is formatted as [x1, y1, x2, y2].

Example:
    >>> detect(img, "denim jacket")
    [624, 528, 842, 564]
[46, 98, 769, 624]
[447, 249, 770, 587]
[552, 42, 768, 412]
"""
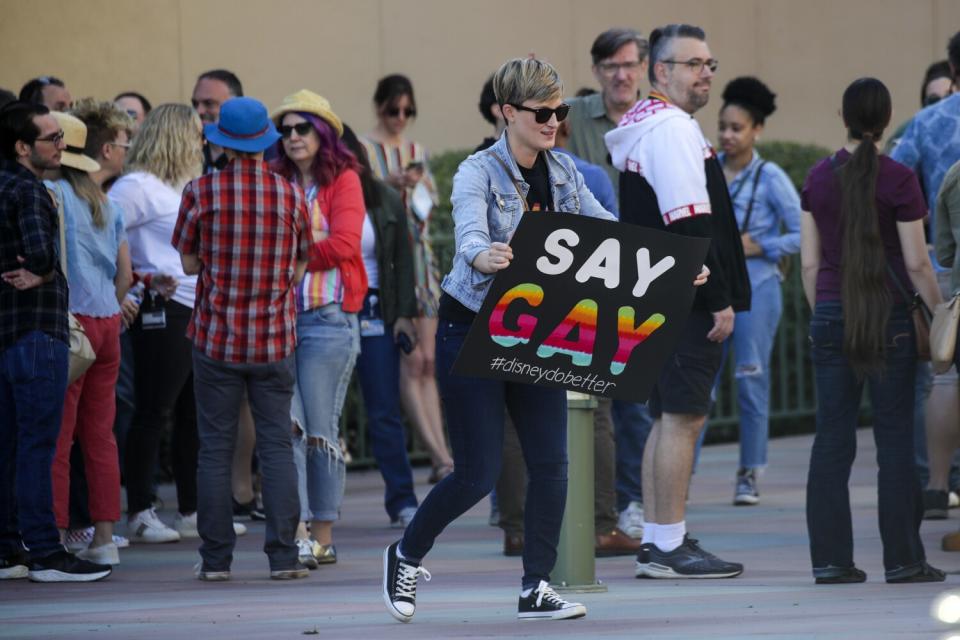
[441, 132, 616, 311]
[720, 151, 801, 287]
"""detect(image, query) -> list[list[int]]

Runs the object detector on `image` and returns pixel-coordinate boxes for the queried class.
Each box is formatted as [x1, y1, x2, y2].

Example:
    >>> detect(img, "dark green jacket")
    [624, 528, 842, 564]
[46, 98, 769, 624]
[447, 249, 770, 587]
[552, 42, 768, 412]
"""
[369, 180, 417, 324]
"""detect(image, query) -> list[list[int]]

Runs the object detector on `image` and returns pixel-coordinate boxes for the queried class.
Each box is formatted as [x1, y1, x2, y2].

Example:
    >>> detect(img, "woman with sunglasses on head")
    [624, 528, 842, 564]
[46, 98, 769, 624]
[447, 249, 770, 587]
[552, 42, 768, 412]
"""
[801, 77, 944, 584]
[270, 90, 365, 569]
[382, 57, 616, 623]
[714, 77, 801, 506]
[362, 74, 454, 489]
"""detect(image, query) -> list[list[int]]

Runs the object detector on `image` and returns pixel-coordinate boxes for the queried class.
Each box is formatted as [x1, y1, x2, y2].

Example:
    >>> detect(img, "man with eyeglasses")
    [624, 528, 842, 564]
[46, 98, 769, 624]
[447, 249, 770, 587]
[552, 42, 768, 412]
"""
[563, 28, 654, 558]
[606, 23, 750, 579]
[191, 69, 244, 173]
[566, 28, 648, 197]
[0, 101, 112, 582]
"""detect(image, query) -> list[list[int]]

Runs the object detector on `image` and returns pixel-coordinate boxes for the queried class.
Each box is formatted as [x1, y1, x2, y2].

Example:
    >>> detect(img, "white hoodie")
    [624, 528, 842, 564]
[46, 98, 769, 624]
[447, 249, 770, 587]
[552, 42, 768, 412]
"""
[604, 97, 715, 226]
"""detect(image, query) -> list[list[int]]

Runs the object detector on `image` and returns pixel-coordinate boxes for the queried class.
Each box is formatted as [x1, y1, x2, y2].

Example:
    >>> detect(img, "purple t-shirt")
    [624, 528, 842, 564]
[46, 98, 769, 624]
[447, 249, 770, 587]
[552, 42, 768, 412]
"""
[801, 149, 926, 304]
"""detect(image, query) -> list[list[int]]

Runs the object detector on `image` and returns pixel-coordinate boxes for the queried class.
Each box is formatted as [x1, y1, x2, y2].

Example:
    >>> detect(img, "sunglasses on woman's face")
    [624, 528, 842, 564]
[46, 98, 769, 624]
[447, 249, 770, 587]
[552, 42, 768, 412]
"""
[386, 107, 416, 118]
[279, 122, 314, 139]
[508, 103, 570, 124]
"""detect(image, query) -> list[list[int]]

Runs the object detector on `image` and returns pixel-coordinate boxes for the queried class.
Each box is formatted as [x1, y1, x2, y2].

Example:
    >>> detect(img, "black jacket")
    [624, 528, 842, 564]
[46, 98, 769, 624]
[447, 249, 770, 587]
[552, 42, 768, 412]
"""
[368, 181, 417, 324]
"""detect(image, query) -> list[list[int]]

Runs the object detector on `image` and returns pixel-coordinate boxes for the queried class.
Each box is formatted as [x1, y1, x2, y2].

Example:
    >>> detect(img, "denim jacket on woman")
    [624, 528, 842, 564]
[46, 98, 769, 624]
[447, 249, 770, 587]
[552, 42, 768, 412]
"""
[441, 132, 616, 312]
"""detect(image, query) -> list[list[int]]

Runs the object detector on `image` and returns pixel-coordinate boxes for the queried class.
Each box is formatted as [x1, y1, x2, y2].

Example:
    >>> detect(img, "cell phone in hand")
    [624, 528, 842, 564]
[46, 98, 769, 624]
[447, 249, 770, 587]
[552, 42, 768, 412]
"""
[396, 332, 414, 354]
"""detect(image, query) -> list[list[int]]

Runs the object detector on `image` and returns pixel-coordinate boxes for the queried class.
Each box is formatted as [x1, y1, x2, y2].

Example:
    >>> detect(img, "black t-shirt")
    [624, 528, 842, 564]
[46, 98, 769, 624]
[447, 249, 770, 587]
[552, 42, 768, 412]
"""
[518, 152, 552, 212]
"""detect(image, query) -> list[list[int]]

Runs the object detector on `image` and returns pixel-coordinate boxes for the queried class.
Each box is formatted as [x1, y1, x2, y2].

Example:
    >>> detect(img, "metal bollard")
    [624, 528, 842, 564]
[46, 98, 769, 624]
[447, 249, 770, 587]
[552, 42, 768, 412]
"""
[553, 391, 607, 592]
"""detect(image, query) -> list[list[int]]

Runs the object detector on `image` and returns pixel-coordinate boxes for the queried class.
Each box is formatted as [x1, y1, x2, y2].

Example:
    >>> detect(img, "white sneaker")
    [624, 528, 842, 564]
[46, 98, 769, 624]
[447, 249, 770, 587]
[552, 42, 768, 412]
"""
[617, 501, 644, 539]
[76, 542, 120, 566]
[64, 527, 130, 551]
[128, 508, 181, 544]
[174, 512, 247, 539]
[950, 491, 960, 508]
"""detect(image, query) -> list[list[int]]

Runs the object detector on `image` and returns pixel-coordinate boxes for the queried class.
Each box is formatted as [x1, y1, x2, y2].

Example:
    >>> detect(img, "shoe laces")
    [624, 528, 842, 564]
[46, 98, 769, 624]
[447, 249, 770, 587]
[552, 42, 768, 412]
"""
[394, 560, 431, 599]
[533, 580, 566, 608]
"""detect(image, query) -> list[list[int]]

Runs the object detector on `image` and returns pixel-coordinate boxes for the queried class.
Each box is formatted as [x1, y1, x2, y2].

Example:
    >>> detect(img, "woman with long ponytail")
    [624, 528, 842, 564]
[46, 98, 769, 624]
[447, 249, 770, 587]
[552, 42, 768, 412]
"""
[800, 77, 944, 584]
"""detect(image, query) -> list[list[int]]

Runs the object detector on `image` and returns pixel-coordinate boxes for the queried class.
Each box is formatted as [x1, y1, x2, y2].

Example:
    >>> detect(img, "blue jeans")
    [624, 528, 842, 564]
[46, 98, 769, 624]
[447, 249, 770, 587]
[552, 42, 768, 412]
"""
[356, 321, 418, 521]
[611, 400, 652, 510]
[192, 350, 300, 572]
[806, 303, 926, 576]
[291, 304, 359, 522]
[731, 276, 782, 469]
[0, 331, 69, 559]
[401, 320, 568, 589]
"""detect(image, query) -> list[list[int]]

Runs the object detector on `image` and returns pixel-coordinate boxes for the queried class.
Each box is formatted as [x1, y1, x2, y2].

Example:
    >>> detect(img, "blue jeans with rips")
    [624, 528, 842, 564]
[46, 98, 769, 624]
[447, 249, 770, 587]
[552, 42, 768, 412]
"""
[0, 331, 69, 560]
[401, 320, 568, 590]
[290, 304, 359, 522]
[806, 302, 927, 577]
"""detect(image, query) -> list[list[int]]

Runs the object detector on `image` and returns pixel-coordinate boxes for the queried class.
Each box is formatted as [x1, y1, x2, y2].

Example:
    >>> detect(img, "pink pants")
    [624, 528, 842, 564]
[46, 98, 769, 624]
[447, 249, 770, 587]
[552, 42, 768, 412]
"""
[52, 314, 122, 528]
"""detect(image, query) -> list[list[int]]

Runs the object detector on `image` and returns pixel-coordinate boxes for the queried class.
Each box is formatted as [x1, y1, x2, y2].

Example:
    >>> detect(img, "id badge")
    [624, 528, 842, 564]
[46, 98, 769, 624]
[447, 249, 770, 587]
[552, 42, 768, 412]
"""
[141, 309, 166, 330]
[141, 292, 167, 330]
[359, 293, 386, 338]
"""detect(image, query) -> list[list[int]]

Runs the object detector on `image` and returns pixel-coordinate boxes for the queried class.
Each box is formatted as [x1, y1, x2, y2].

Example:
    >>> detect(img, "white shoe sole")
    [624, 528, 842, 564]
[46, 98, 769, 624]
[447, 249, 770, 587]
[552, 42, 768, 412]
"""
[76, 546, 120, 566]
[733, 495, 759, 506]
[634, 561, 649, 578]
[28, 568, 111, 583]
[518, 604, 587, 620]
[382, 546, 413, 623]
[0, 565, 29, 580]
[641, 562, 743, 579]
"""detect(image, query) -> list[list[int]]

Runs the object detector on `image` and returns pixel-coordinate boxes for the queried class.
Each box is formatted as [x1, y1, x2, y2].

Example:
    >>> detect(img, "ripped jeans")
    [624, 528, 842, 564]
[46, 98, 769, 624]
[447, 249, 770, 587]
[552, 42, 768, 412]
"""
[291, 304, 360, 522]
[730, 275, 782, 469]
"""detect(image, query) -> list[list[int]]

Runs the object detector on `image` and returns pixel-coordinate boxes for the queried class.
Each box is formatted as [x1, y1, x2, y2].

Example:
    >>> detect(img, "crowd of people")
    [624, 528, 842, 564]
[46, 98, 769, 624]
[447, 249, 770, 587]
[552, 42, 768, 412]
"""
[1, 20, 960, 623]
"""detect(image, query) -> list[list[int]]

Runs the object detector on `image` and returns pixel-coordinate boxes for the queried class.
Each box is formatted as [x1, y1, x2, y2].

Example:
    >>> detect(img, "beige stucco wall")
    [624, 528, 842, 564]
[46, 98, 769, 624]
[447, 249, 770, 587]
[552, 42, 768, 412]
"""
[1, 0, 958, 153]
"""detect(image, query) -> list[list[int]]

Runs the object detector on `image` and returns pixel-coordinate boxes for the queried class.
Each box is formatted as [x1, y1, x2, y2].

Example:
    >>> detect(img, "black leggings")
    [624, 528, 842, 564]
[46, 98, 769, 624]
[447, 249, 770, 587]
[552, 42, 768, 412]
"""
[124, 299, 198, 515]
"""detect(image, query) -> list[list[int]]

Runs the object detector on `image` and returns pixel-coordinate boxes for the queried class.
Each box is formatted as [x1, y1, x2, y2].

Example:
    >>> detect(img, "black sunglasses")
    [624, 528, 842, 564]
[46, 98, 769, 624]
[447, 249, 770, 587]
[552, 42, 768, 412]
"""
[279, 122, 314, 139]
[508, 103, 570, 124]
[385, 106, 417, 118]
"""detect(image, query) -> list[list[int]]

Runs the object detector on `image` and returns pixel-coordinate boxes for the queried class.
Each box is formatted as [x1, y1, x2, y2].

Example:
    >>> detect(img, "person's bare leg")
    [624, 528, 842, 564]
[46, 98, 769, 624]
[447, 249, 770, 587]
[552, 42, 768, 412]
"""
[653, 412, 707, 524]
[231, 397, 256, 504]
[415, 317, 452, 470]
[641, 420, 661, 525]
[311, 520, 333, 546]
[399, 323, 450, 468]
[926, 383, 960, 491]
[91, 521, 114, 548]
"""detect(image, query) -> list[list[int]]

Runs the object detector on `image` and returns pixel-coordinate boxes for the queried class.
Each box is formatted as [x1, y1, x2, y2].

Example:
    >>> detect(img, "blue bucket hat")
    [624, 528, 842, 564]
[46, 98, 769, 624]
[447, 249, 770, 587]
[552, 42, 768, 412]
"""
[203, 97, 281, 153]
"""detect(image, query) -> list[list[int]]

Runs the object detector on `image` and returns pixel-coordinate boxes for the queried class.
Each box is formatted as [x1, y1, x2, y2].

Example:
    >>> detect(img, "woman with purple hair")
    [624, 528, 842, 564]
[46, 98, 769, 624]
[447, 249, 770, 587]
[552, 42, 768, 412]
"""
[270, 90, 366, 568]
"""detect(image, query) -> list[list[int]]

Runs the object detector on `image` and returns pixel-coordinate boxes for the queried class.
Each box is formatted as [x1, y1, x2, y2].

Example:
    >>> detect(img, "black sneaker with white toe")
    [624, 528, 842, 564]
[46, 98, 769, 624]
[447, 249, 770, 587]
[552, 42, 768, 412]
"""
[642, 535, 743, 579]
[382, 541, 430, 623]
[28, 549, 111, 583]
[518, 580, 586, 620]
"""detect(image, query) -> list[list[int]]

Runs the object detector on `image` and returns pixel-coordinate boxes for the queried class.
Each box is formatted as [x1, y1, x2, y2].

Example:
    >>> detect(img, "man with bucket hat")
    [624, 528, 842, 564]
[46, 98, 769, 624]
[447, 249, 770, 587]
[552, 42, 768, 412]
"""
[172, 97, 311, 581]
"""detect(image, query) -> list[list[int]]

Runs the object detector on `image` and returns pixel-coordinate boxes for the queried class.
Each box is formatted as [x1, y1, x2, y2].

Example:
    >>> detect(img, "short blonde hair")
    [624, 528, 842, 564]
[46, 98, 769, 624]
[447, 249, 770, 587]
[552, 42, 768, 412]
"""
[493, 58, 563, 107]
[125, 103, 202, 188]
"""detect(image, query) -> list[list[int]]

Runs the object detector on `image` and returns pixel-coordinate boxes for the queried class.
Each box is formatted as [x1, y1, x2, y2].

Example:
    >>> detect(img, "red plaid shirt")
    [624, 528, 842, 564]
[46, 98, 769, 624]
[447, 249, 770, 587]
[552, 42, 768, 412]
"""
[172, 159, 310, 363]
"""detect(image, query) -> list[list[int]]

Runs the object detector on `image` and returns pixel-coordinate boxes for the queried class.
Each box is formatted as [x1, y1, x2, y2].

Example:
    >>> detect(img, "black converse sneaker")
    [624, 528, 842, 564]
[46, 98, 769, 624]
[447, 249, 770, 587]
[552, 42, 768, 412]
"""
[382, 541, 431, 623]
[517, 580, 586, 620]
[641, 535, 743, 579]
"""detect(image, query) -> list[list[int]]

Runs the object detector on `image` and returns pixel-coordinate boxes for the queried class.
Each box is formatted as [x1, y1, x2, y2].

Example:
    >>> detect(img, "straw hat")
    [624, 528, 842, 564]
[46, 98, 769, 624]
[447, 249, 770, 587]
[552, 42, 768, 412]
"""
[270, 90, 344, 137]
[51, 111, 100, 173]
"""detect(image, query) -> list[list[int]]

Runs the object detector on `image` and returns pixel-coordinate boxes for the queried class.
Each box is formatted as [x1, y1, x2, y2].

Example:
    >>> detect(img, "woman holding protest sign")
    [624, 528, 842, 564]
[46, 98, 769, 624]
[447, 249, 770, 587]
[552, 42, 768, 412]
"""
[381, 57, 706, 623]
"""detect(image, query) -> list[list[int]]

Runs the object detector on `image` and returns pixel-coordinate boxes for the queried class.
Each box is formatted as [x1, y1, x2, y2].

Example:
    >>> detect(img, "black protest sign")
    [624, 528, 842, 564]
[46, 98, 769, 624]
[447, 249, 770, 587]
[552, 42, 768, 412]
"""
[451, 212, 710, 402]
